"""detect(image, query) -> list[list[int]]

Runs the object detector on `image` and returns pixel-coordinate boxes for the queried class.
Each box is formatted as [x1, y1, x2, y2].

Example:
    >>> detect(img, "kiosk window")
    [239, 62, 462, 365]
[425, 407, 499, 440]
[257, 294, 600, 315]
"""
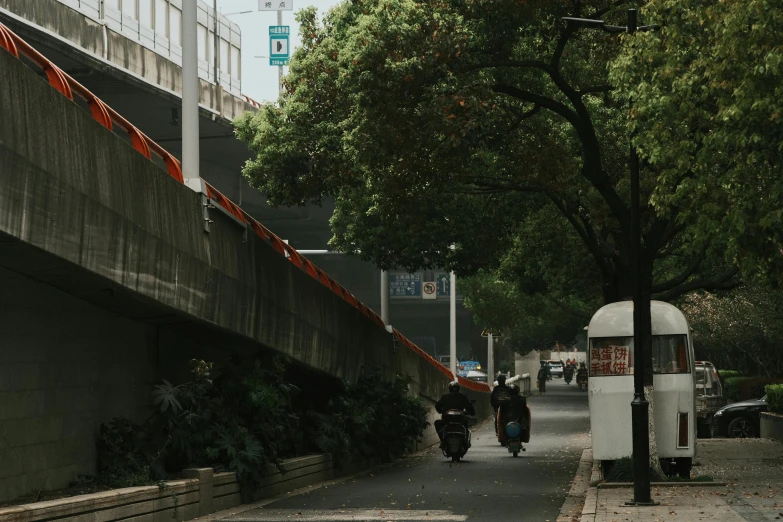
[652, 335, 689, 374]
[589, 335, 689, 376]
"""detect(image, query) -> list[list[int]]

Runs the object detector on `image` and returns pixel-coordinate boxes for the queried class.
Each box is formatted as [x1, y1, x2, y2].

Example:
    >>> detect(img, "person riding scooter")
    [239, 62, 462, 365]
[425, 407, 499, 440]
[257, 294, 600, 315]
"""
[435, 381, 476, 440]
[490, 374, 512, 433]
[563, 364, 574, 384]
[576, 362, 588, 391]
[497, 384, 530, 448]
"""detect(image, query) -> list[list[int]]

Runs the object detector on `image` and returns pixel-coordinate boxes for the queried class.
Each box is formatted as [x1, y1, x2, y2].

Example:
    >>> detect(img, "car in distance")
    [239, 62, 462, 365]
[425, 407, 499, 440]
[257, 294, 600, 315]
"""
[465, 370, 489, 383]
[712, 395, 767, 438]
[547, 360, 564, 379]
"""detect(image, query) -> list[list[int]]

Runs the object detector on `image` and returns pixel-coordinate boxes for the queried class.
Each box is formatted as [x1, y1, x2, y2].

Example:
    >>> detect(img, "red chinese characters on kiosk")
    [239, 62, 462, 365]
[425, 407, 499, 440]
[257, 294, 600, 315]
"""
[589, 340, 633, 376]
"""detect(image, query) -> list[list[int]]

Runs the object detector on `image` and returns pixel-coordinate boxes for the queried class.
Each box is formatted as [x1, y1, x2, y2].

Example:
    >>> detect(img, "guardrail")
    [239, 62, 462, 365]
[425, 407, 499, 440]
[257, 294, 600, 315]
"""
[492, 374, 532, 396]
[0, 22, 491, 393]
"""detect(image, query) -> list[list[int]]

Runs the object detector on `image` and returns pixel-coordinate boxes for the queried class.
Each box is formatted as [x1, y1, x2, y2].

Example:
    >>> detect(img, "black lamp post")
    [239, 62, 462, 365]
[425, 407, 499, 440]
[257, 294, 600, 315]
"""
[562, 8, 659, 506]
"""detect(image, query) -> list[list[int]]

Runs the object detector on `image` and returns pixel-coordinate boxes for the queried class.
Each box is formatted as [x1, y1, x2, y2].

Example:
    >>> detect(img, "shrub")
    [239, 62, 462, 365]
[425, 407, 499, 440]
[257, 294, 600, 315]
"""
[766, 384, 783, 413]
[723, 377, 751, 401]
[724, 376, 783, 401]
[96, 417, 155, 488]
[307, 372, 429, 467]
[717, 370, 742, 380]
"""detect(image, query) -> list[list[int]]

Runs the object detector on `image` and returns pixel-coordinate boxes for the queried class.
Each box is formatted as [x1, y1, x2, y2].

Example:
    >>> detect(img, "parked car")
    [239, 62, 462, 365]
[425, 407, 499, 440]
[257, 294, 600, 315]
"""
[466, 370, 488, 383]
[712, 396, 767, 438]
[547, 360, 564, 379]
[695, 361, 727, 438]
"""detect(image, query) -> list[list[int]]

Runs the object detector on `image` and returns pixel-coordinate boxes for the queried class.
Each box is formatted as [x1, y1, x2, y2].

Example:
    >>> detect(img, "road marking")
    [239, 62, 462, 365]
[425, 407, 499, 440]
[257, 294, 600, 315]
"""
[223, 508, 468, 521]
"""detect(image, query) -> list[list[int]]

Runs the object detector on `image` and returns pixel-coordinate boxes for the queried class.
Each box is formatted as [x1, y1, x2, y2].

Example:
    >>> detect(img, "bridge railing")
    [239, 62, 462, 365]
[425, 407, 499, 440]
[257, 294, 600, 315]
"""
[0, 21, 491, 392]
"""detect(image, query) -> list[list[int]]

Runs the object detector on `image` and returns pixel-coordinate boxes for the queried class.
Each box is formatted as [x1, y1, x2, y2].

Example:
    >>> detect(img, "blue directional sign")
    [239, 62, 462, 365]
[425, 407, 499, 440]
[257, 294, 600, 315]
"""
[435, 273, 450, 297]
[269, 26, 290, 66]
[389, 273, 421, 297]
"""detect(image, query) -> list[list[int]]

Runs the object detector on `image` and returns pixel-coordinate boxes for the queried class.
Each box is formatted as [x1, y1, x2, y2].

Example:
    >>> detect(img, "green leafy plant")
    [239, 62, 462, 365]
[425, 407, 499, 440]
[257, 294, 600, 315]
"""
[717, 370, 742, 380]
[308, 372, 429, 467]
[765, 384, 783, 414]
[96, 417, 155, 488]
[724, 376, 783, 402]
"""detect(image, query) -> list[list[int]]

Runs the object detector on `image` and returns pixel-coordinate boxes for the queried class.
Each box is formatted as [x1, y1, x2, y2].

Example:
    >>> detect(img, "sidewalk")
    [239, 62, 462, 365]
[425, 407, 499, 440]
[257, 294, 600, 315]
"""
[580, 438, 783, 521]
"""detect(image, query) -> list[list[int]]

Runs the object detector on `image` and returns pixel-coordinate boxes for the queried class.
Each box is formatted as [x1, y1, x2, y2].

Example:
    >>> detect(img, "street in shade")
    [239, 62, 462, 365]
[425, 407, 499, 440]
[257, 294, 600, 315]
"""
[222, 379, 589, 521]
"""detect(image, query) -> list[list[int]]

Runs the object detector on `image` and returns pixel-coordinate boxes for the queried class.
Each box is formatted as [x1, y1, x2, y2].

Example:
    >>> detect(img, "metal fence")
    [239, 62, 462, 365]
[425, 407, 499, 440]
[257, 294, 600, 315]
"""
[57, 0, 242, 96]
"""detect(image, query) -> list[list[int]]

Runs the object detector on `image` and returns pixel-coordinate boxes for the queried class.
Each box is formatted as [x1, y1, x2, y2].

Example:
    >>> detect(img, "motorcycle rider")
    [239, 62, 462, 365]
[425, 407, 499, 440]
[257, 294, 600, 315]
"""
[537, 361, 551, 394]
[563, 363, 574, 383]
[576, 362, 589, 389]
[490, 374, 512, 433]
[497, 384, 528, 446]
[435, 381, 476, 441]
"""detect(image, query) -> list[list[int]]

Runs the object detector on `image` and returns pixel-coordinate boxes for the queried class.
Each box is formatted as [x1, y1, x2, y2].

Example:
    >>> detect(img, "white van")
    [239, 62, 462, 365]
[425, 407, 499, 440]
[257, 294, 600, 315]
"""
[587, 301, 696, 478]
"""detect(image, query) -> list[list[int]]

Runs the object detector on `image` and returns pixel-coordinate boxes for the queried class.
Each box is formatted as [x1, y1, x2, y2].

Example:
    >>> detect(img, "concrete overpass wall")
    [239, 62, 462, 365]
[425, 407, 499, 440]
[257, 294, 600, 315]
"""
[0, 0, 251, 121]
[0, 38, 488, 502]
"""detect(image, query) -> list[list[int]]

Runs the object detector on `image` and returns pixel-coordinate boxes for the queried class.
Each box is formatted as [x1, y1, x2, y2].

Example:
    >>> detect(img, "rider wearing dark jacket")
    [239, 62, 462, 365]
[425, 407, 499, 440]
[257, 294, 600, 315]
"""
[490, 374, 512, 433]
[435, 381, 475, 439]
[497, 384, 529, 445]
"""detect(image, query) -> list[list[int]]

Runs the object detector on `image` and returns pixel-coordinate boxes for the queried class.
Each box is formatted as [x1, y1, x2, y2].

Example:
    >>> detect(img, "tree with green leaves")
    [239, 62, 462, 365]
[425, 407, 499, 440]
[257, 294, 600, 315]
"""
[236, 0, 738, 306]
[610, 0, 783, 282]
[235, 0, 745, 478]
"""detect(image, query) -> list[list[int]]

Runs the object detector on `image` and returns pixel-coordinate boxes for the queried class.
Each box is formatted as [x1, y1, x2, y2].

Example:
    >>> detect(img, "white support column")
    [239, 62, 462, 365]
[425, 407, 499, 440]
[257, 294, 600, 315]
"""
[488, 334, 494, 388]
[380, 270, 389, 325]
[450, 271, 457, 378]
[182, 0, 200, 181]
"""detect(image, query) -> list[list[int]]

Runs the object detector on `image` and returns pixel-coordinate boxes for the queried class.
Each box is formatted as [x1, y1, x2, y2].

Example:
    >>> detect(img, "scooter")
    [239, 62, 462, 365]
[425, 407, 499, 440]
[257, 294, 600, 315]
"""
[439, 409, 471, 462]
[497, 402, 531, 457]
[564, 370, 573, 384]
[577, 373, 588, 391]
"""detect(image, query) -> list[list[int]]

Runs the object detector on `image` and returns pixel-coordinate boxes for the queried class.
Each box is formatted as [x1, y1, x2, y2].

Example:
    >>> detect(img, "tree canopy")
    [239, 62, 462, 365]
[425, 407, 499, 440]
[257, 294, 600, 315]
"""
[610, 0, 783, 281]
[235, 0, 742, 317]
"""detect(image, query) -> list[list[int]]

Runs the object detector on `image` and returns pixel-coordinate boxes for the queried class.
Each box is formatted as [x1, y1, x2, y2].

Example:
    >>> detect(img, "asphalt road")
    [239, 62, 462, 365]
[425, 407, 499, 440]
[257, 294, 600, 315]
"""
[225, 378, 590, 521]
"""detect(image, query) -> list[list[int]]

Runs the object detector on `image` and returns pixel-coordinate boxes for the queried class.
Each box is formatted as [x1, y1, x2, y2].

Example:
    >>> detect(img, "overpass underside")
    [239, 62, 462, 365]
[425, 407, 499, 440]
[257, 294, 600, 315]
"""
[0, 36, 489, 502]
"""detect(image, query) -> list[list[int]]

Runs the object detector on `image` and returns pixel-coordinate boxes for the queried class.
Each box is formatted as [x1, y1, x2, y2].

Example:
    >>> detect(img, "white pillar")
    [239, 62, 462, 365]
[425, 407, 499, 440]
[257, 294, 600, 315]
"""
[450, 271, 457, 378]
[488, 333, 494, 388]
[277, 9, 284, 95]
[182, 0, 200, 180]
[380, 270, 389, 324]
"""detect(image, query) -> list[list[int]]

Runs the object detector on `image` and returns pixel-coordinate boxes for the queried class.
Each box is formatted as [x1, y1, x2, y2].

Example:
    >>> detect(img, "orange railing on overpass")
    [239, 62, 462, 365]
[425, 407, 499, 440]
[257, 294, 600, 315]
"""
[0, 22, 490, 394]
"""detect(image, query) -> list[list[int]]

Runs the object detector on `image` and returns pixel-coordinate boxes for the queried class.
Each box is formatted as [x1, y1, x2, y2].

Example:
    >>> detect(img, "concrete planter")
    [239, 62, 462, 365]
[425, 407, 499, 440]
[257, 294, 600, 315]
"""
[0, 455, 334, 522]
[761, 412, 783, 441]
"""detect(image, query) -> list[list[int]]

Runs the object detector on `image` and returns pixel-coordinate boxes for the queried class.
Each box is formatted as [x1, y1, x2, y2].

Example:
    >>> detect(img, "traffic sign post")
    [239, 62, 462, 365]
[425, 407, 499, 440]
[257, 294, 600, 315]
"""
[422, 281, 436, 300]
[269, 26, 290, 66]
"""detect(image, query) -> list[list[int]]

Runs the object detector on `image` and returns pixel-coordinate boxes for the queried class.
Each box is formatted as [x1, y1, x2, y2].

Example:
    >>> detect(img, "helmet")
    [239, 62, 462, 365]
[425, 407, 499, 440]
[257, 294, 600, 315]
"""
[580, 362, 586, 368]
[510, 384, 520, 395]
[448, 380, 460, 393]
[497, 375, 507, 385]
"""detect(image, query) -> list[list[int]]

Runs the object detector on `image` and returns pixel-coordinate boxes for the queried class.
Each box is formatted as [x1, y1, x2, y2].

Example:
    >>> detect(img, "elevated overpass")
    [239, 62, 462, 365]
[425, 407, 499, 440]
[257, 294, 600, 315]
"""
[0, 23, 489, 502]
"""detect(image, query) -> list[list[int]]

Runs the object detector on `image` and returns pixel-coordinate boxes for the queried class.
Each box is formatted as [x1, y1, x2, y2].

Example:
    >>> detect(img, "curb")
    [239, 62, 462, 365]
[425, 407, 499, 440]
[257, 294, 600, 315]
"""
[597, 481, 727, 489]
[579, 459, 601, 522]
[556, 448, 594, 522]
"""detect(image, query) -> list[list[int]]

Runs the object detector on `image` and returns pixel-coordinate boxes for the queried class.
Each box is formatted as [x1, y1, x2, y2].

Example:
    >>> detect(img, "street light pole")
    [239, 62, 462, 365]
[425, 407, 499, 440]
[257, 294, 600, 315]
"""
[562, 8, 658, 506]
[450, 271, 457, 379]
